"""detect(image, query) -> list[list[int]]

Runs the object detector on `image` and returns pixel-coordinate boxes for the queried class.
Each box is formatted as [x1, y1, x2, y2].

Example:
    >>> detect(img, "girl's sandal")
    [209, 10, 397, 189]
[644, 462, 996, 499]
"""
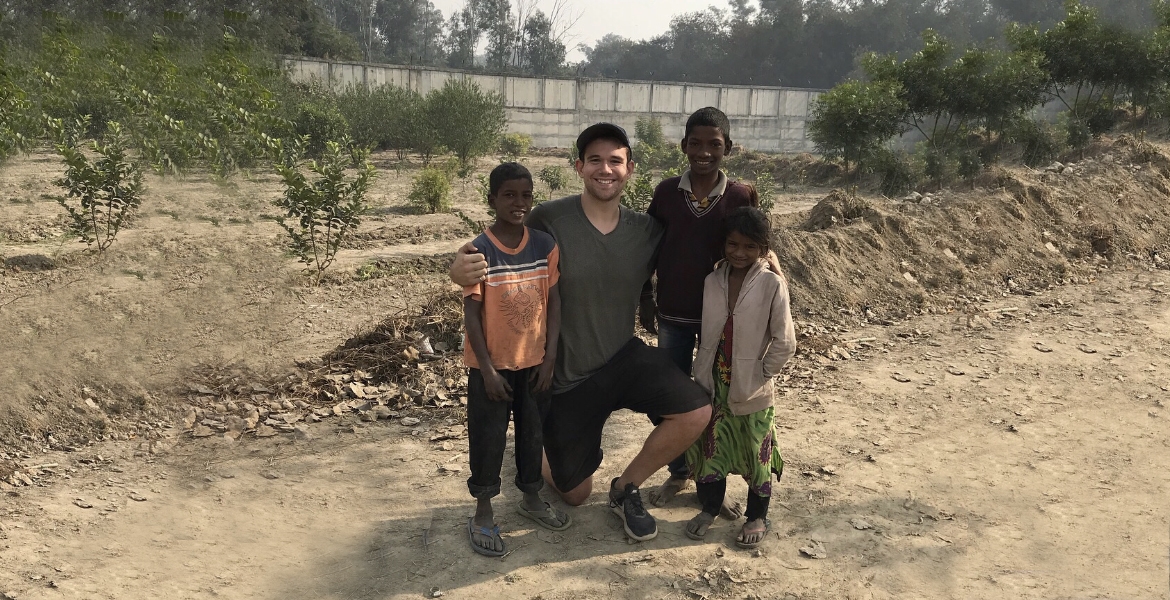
[685, 512, 716, 540]
[734, 518, 770, 549]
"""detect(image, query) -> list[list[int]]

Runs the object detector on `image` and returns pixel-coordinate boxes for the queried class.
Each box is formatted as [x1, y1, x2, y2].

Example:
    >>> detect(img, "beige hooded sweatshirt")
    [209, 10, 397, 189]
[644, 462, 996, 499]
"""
[693, 260, 797, 416]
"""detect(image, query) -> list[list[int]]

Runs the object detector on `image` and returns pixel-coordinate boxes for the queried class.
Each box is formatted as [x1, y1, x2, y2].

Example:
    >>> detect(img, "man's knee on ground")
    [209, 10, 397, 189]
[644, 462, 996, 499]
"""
[557, 479, 592, 506]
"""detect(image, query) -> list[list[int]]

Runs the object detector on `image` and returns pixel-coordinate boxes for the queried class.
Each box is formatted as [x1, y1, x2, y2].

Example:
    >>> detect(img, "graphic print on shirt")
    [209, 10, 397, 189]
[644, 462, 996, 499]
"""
[500, 282, 544, 334]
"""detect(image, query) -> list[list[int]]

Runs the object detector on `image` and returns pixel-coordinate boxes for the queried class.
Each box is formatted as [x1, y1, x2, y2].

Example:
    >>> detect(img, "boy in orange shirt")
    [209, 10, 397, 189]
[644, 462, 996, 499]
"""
[463, 162, 571, 556]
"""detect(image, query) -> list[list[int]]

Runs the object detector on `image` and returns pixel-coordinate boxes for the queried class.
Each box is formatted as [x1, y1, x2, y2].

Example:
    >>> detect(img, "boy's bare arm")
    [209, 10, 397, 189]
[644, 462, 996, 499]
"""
[534, 284, 560, 393]
[464, 296, 511, 400]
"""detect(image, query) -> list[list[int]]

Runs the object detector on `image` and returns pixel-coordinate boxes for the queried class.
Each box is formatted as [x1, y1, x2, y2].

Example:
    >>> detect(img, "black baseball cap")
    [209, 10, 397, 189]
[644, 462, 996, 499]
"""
[576, 123, 633, 162]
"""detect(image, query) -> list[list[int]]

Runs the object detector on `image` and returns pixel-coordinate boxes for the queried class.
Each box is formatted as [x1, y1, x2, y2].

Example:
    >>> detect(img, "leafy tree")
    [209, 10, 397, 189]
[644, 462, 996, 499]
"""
[444, 6, 480, 69]
[273, 140, 375, 284]
[477, 0, 515, 71]
[808, 80, 907, 173]
[52, 120, 144, 256]
[520, 10, 567, 76]
[375, 0, 446, 65]
[424, 78, 507, 173]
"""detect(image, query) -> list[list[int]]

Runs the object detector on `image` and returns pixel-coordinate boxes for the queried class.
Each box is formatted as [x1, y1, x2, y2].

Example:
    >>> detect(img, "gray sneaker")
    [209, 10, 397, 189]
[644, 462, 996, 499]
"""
[609, 478, 657, 541]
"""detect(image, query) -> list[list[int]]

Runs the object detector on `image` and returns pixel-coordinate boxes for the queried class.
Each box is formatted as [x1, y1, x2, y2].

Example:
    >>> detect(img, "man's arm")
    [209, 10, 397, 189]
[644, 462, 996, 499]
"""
[534, 283, 560, 393]
[464, 297, 512, 401]
[450, 241, 488, 287]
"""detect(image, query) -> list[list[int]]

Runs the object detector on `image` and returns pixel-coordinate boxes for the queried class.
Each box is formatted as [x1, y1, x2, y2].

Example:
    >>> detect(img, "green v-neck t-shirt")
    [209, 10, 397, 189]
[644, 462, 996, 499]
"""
[526, 195, 664, 394]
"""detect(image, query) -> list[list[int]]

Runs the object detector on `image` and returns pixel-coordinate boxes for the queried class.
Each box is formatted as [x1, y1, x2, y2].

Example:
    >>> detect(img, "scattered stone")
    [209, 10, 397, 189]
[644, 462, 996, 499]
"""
[1077, 344, 1097, 354]
[1044, 161, 1065, 173]
[945, 366, 965, 376]
[72, 498, 92, 509]
[1045, 242, 1059, 253]
[254, 425, 277, 438]
[891, 373, 912, 383]
[799, 541, 827, 559]
[820, 466, 838, 476]
[429, 587, 443, 598]
[293, 425, 313, 441]
[372, 406, 394, 420]
[943, 248, 957, 260]
[401, 417, 422, 427]
[849, 518, 873, 531]
[902, 272, 917, 284]
[191, 425, 214, 438]
[261, 471, 282, 480]
[129, 491, 147, 502]
[438, 464, 462, 474]
[1033, 342, 1053, 353]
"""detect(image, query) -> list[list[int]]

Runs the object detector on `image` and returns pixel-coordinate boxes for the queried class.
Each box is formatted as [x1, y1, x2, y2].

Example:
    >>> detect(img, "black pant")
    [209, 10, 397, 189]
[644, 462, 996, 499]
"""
[466, 367, 547, 500]
[697, 479, 770, 521]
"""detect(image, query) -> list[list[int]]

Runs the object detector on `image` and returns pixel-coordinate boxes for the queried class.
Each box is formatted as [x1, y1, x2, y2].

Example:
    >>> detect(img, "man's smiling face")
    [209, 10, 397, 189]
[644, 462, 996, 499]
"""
[575, 138, 634, 203]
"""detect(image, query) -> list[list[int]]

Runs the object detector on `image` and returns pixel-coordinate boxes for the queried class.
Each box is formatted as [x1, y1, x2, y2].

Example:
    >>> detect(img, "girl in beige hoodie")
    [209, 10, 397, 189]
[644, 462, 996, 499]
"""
[683, 207, 797, 549]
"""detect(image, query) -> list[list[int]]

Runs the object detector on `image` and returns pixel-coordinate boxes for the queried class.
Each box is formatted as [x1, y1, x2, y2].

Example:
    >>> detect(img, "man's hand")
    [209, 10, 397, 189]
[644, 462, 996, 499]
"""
[639, 295, 658, 335]
[765, 250, 784, 277]
[532, 361, 555, 394]
[483, 368, 513, 402]
[450, 241, 488, 287]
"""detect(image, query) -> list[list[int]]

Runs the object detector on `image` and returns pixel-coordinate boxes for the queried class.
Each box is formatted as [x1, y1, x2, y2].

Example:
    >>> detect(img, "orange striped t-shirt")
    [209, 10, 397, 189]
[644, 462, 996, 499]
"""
[463, 227, 560, 371]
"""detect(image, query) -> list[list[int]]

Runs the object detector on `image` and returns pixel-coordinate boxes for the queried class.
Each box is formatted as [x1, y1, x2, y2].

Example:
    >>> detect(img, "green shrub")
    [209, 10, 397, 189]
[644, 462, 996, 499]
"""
[634, 116, 685, 170]
[1009, 119, 1064, 167]
[957, 148, 983, 186]
[0, 61, 34, 162]
[620, 171, 654, 212]
[409, 167, 452, 214]
[336, 83, 425, 158]
[273, 140, 375, 284]
[425, 79, 507, 172]
[538, 165, 567, 198]
[868, 148, 920, 197]
[753, 171, 776, 213]
[52, 120, 144, 256]
[809, 80, 907, 173]
[500, 133, 532, 160]
[291, 85, 348, 158]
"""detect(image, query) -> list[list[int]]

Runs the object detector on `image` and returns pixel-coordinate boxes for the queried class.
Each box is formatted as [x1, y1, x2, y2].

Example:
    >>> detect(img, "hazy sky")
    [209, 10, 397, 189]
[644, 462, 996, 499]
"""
[430, 0, 724, 60]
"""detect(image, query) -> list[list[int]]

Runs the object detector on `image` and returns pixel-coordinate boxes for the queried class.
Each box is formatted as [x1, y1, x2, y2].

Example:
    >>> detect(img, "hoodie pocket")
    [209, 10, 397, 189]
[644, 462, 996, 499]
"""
[731, 358, 767, 405]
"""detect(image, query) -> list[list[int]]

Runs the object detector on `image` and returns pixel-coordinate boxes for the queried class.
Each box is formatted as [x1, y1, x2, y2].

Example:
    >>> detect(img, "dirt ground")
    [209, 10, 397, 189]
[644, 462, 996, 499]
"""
[1, 146, 1168, 599]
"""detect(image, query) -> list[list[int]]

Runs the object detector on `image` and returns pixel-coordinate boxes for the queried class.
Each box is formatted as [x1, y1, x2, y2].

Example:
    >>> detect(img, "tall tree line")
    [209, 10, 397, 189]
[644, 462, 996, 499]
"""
[1, 0, 576, 76]
[581, 0, 1158, 89]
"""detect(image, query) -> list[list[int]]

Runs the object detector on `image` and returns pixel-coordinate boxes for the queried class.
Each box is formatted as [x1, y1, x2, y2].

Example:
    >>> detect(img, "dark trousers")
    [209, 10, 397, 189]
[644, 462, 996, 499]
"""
[697, 479, 770, 521]
[466, 367, 546, 500]
[653, 320, 700, 479]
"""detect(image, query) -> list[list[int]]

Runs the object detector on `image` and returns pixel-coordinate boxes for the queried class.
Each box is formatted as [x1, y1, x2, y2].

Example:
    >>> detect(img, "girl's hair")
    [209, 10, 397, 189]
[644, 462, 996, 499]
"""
[723, 206, 771, 251]
[488, 162, 533, 196]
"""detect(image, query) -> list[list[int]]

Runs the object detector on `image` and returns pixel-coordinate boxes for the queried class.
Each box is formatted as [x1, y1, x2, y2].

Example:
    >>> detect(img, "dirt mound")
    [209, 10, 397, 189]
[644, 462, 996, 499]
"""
[774, 138, 1170, 323]
[802, 189, 880, 231]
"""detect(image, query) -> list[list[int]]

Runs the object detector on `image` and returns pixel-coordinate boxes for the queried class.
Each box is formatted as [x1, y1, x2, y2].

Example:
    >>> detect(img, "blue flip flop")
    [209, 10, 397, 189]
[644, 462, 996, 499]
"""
[468, 517, 506, 557]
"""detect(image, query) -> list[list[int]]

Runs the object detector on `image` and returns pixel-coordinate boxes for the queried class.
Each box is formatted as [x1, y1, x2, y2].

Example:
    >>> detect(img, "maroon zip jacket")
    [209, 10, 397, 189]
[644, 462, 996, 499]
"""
[645, 173, 756, 330]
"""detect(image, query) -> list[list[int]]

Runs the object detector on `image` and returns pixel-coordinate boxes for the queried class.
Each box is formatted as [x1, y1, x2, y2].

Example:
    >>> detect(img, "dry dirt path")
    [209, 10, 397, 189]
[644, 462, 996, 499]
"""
[2, 267, 1168, 600]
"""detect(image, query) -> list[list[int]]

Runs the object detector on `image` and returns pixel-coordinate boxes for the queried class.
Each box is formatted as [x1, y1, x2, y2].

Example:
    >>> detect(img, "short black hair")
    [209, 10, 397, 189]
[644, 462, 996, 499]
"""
[488, 162, 533, 196]
[723, 206, 771, 251]
[685, 107, 732, 146]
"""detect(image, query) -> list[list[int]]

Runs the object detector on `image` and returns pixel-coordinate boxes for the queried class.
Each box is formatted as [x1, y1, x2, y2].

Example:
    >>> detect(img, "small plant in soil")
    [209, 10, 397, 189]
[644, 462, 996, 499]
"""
[273, 139, 375, 285]
[52, 119, 144, 257]
[538, 165, 567, 199]
[409, 168, 452, 214]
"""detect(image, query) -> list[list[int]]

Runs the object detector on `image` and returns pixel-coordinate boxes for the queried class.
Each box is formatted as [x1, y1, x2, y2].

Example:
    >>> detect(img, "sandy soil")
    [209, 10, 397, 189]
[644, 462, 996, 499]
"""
[1, 149, 1168, 599]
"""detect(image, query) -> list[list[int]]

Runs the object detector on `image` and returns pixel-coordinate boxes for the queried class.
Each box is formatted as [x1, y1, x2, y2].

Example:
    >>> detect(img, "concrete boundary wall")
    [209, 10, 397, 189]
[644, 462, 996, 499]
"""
[284, 57, 824, 153]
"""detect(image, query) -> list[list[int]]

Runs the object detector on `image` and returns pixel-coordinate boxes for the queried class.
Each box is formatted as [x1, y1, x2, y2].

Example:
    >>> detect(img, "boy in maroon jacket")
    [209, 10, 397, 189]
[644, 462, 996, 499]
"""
[640, 107, 763, 508]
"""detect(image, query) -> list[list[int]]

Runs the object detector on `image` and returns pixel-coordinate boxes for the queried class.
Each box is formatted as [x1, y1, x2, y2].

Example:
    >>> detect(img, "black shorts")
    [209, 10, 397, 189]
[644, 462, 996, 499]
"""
[542, 337, 710, 492]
